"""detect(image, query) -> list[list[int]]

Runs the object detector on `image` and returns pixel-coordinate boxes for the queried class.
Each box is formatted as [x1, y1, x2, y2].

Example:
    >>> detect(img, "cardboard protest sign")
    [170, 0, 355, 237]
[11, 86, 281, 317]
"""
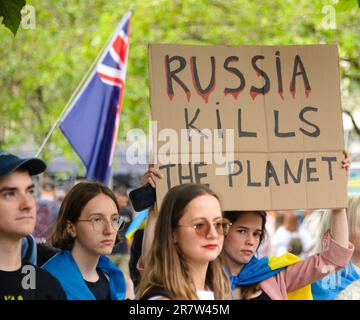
[148, 44, 347, 210]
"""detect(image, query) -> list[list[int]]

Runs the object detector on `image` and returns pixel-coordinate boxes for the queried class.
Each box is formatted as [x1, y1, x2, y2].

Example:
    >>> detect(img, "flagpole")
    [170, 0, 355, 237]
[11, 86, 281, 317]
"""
[35, 8, 133, 157]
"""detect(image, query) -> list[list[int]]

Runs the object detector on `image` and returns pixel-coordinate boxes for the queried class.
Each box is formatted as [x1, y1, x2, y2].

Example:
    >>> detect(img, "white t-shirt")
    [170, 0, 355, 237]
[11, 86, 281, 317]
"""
[197, 290, 215, 300]
[148, 290, 215, 300]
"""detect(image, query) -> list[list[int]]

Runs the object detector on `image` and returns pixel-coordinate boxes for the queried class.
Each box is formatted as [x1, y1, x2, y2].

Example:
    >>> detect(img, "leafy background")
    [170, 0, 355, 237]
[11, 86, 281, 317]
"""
[0, 0, 359, 175]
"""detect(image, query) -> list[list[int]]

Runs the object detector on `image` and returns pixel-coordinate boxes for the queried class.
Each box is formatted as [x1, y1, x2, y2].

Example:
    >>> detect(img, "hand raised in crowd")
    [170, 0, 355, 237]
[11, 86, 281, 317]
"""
[141, 165, 163, 188]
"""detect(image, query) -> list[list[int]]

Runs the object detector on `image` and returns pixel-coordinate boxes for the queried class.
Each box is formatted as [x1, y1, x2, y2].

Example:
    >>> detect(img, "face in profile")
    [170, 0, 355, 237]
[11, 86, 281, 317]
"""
[67, 193, 120, 256]
[173, 194, 225, 266]
[223, 212, 263, 265]
[0, 171, 36, 239]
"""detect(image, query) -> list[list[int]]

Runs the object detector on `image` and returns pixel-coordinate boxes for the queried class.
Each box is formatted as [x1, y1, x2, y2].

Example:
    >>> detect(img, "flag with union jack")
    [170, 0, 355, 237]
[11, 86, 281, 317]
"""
[60, 10, 131, 184]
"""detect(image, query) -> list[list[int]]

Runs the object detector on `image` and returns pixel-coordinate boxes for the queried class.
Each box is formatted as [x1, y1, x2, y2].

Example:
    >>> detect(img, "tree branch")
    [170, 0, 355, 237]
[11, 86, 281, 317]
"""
[343, 110, 360, 136]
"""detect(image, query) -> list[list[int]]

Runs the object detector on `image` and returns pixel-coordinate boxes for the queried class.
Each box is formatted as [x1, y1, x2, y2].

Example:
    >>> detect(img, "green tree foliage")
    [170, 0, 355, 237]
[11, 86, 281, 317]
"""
[0, 0, 359, 169]
[0, 0, 26, 35]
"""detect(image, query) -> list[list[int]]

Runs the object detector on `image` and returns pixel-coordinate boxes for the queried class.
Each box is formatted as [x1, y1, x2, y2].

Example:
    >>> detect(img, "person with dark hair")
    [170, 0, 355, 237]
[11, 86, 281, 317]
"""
[222, 154, 353, 299]
[136, 183, 231, 300]
[42, 181, 127, 300]
[0, 150, 66, 300]
[222, 207, 353, 299]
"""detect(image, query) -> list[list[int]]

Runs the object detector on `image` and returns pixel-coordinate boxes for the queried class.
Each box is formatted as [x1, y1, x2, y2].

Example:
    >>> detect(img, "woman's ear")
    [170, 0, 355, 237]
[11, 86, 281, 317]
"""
[172, 231, 178, 245]
[66, 221, 77, 238]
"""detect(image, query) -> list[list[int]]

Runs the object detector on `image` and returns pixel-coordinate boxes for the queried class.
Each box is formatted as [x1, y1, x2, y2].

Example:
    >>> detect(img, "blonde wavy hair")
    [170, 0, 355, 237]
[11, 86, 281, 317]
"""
[316, 196, 360, 251]
[136, 183, 231, 300]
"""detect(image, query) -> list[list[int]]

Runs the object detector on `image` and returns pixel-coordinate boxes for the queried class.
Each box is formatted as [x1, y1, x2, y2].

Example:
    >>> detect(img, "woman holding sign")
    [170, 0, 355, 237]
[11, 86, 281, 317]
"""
[135, 183, 231, 300]
[222, 207, 352, 300]
[139, 155, 353, 300]
[221, 154, 353, 300]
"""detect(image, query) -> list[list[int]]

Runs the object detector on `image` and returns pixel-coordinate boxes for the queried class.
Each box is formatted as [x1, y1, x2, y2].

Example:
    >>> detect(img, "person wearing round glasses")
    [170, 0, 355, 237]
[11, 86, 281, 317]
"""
[136, 183, 231, 300]
[42, 181, 127, 300]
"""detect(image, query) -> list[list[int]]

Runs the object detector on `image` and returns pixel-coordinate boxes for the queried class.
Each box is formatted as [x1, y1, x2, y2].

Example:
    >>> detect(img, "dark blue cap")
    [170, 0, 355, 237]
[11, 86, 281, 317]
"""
[0, 150, 46, 178]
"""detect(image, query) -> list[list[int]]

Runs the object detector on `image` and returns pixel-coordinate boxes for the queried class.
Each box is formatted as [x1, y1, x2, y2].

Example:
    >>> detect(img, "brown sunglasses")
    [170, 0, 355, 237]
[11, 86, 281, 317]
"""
[178, 218, 232, 237]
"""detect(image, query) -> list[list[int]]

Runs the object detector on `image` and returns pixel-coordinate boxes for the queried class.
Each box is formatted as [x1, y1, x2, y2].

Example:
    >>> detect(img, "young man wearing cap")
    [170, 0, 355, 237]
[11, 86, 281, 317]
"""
[0, 150, 66, 300]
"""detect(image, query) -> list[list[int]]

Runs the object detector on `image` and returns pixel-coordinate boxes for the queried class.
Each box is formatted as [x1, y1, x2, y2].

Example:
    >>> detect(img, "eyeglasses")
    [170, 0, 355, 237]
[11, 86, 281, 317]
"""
[178, 218, 232, 237]
[77, 215, 125, 232]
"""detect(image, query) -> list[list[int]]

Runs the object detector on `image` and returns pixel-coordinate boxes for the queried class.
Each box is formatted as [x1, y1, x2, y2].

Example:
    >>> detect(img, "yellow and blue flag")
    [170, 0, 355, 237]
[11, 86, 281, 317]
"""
[125, 208, 149, 241]
[229, 253, 313, 300]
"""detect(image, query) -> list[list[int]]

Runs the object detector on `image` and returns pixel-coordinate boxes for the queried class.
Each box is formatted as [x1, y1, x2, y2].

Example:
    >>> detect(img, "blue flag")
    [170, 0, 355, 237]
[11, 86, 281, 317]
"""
[60, 10, 131, 184]
[125, 208, 149, 241]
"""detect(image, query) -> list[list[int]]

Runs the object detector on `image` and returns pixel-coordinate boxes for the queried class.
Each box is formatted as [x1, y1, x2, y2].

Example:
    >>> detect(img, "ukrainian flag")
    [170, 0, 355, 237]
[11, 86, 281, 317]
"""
[125, 208, 149, 241]
[229, 253, 313, 300]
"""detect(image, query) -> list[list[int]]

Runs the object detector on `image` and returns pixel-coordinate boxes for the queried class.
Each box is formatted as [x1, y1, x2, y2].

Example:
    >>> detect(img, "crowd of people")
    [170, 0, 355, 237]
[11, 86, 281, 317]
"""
[0, 149, 359, 300]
